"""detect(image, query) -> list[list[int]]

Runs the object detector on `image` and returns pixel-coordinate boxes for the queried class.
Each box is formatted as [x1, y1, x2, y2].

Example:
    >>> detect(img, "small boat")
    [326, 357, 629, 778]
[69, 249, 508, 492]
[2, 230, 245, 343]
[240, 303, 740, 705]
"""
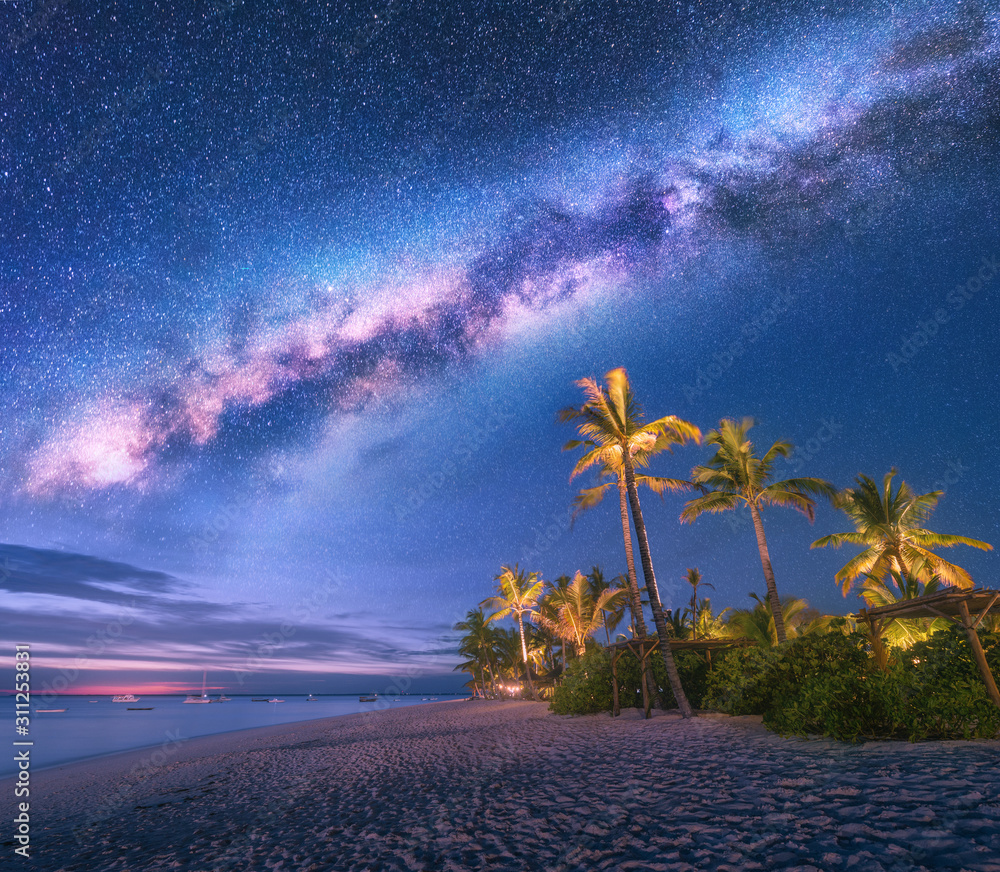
[217, 692, 231, 702]
[306, 694, 319, 701]
[36, 708, 66, 713]
[112, 694, 139, 703]
[184, 670, 213, 703]
[89, 700, 98, 703]
[268, 698, 285, 703]
[127, 707, 154, 710]
[359, 693, 378, 702]
[252, 697, 270, 702]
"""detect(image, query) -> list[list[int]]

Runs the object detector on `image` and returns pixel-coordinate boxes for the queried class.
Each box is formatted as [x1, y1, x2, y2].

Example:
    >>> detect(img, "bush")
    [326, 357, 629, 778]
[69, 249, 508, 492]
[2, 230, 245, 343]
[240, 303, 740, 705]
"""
[549, 649, 613, 715]
[703, 627, 1000, 742]
[702, 645, 774, 715]
[550, 646, 717, 715]
[898, 626, 1000, 740]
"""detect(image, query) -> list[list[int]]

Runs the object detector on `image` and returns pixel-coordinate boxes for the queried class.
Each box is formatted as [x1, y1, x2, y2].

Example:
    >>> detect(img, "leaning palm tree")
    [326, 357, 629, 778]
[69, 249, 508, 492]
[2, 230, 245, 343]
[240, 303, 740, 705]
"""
[560, 367, 701, 718]
[811, 470, 993, 594]
[559, 450, 697, 639]
[681, 418, 836, 644]
[481, 565, 546, 701]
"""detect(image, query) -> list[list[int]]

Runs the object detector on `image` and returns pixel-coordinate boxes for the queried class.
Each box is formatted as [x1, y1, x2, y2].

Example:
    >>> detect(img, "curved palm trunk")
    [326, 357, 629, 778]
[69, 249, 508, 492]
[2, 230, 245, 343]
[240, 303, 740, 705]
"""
[748, 502, 788, 644]
[617, 477, 660, 708]
[618, 478, 648, 636]
[516, 613, 540, 701]
[622, 457, 694, 718]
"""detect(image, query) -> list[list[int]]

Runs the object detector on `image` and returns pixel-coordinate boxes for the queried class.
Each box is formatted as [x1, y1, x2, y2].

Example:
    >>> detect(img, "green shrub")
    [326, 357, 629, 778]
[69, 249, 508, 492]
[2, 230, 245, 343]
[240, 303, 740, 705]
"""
[702, 645, 774, 715]
[550, 646, 717, 715]
[761, 633, 906, 741]
[898, 626, 1000, 740]
[703, 627, 1000, 741]
[551, 627, 1000, 739]
[549, 649, 613, 715]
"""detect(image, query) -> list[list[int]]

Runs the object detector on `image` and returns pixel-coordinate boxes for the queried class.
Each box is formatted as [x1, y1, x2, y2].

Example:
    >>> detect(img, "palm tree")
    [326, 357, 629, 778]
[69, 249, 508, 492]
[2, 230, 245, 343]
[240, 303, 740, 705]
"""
[683, 568, 714, 641]
[566, 446, 697, 644]
[724, 593, 811, 647]
[681, 418, 836, 644]
[454, 608, 498, 698]
[539, 570, 627, 656]
[482, 565, 546, 701]
[560, 367, 701, 718]
[491, 627, 524, 696]
[811, 470, 993, 594]
[587, 566, 627, 646]
[858, 567, 947, 649]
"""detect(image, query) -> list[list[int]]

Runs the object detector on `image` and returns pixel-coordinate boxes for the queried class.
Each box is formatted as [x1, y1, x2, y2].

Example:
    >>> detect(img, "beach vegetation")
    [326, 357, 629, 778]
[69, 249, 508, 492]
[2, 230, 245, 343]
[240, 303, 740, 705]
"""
[811, 469, 993, 594]
[682, 418, 836, 644]
[550, 646, 715, 715]
[536, 570, 626, 657]
[560, 367, 701, 717]
[482, 564, 546, 701]
[703, 625, 1000, 741]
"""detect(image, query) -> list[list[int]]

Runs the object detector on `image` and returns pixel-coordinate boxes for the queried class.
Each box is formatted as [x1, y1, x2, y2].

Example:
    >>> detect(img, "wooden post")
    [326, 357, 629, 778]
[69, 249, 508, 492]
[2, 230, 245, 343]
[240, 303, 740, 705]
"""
[958, 601, 1000, 709]
[611, 647, 621, 717]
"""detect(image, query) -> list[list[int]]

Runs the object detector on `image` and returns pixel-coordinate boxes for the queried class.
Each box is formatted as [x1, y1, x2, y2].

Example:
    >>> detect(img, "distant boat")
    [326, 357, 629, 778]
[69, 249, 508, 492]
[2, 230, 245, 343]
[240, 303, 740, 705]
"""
[127, 707, 154, 710]
[112, 694, 139, 703]
[306, 694, 319, 701]
[36, 708, 66, 713]
[252, 698, 270, 702]
[217, 693, 231, 702]
[268, 698, 285, 703]
[184, 670, 213, 704]
[89, 700, 98, 703]
[359, 693, 378, 702]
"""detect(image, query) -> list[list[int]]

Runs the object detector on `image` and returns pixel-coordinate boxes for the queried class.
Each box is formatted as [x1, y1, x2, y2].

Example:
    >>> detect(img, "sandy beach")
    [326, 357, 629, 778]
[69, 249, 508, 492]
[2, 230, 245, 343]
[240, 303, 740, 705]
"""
[7, 699, 1000, 871]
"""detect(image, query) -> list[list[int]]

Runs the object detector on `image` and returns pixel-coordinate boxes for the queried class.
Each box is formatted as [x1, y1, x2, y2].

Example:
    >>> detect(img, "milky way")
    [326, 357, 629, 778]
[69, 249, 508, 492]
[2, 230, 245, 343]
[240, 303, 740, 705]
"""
[2, 1, 998, 691]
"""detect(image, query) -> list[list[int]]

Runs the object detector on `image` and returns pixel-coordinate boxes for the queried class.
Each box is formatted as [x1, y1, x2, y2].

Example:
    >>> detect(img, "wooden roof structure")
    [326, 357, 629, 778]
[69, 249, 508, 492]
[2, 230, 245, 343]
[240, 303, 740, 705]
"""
[607, 637, 755, 719]
[858, 587, 1000, 624]
[858, 587, 1000, 708]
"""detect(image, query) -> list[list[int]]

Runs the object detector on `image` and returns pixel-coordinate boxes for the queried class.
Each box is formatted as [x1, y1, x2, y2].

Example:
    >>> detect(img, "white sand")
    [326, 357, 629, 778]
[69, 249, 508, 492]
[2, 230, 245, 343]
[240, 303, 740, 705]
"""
[6, 700, 1000, 871]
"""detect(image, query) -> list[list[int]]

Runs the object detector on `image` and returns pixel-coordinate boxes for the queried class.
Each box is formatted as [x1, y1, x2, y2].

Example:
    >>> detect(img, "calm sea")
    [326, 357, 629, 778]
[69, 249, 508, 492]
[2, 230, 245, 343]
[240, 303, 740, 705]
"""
[1, 694, 467, 776]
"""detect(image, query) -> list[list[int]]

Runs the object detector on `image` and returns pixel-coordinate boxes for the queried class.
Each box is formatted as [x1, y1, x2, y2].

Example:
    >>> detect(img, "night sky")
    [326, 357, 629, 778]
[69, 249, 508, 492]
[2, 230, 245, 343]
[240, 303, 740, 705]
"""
[2, 0, 998, 695]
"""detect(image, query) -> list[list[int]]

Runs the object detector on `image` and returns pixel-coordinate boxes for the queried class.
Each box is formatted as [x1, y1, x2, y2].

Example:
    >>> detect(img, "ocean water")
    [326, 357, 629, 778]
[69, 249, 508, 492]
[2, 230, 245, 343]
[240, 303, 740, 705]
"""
[1, 694, 466, 776]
